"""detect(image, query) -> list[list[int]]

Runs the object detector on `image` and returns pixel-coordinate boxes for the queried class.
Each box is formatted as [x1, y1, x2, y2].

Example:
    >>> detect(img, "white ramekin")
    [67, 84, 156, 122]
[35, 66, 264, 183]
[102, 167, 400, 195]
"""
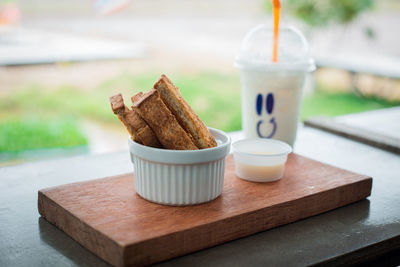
[129, 128, 231, 206]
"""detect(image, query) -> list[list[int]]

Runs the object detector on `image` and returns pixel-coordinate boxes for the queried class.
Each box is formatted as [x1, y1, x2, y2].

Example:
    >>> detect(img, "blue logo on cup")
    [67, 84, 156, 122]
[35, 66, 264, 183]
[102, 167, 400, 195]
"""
[256, 93, 277, 138]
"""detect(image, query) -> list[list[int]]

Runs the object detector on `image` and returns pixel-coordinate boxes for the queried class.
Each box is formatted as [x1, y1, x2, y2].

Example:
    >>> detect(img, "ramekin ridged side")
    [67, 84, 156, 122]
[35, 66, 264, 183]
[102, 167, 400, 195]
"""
[133, 156, 225, 205]
[129, 127, 231, 206]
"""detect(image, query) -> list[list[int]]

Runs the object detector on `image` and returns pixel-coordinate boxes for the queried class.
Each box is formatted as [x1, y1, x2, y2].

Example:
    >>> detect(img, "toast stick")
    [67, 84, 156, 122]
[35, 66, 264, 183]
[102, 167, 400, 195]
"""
[133, 89, 198, 150]
[129, 92, 164, 148]
[110, 93, 162, 148]
[154, 74, 217, 149]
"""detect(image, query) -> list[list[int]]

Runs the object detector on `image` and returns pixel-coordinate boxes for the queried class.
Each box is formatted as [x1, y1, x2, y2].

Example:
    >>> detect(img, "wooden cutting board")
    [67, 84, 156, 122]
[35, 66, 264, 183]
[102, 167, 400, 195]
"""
[38, 154, 372, 267]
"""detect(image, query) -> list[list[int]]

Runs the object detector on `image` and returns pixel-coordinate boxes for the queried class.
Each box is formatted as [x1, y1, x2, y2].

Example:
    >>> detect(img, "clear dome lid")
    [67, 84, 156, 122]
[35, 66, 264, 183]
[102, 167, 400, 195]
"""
[235, 25, 315, 72]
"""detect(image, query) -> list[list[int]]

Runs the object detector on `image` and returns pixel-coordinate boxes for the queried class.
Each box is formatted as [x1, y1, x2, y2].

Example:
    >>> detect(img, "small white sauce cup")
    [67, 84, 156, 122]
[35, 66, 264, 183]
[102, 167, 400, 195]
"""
[232, 139, 292, 182]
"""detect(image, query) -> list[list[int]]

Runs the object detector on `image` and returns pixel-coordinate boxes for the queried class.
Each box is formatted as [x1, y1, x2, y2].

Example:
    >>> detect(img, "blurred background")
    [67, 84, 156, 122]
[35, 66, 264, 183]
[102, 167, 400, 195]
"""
[1, 0, 399, 165]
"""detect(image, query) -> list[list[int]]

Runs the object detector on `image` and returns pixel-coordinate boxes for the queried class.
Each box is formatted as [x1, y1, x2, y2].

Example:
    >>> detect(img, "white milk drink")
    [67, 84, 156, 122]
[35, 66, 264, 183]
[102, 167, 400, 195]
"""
[235, 25, 315, 146]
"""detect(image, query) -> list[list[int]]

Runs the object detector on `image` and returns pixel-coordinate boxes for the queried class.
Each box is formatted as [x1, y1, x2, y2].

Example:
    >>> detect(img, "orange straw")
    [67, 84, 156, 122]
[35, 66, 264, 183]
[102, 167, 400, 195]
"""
[272, 0, 280, 62]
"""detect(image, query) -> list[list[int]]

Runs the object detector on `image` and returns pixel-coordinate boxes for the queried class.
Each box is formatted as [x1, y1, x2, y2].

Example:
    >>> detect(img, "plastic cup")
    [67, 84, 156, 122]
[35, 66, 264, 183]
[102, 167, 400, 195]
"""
[234, 25, 315, 146]
[232, 139, 292, 182]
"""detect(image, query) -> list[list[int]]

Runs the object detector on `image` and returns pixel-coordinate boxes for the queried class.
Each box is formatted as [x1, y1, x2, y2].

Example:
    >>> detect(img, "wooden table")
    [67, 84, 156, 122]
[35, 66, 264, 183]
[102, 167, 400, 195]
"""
[1, 124, 399, 266]
[305, 107, 400, 154]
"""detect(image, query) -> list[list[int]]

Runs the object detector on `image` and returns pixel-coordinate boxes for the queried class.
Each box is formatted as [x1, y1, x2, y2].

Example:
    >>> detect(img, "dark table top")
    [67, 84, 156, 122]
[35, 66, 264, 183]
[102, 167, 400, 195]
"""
[1, 125, 399, 267]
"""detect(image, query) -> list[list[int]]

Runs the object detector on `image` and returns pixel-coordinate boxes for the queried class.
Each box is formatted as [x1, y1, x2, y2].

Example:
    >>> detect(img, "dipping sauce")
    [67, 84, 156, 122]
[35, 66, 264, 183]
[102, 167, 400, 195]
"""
[235, 161, 284, 182]
[232, 139, 291, 183]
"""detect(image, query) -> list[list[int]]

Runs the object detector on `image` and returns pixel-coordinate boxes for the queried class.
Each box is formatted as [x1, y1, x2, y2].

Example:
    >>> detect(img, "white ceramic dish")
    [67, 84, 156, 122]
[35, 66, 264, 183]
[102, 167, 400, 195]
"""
[232, 139, 292, 182]
[129, 128, 231, 206]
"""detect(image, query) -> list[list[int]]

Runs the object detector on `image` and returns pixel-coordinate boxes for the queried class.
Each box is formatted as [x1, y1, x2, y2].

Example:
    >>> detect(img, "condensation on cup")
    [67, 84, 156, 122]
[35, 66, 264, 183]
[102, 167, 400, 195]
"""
[234, 25, 315, 146]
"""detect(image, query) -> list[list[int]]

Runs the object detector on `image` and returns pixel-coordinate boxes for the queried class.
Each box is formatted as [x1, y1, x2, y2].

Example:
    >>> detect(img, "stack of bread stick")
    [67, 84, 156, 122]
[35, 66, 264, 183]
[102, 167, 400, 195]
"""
[110, 74, 217, 150]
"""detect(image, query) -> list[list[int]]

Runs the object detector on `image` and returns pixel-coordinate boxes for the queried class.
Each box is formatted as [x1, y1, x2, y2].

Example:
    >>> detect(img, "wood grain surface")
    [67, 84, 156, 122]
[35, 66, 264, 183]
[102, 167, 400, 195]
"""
[304, 116, 400, 154]
[38, 154, 372, 267]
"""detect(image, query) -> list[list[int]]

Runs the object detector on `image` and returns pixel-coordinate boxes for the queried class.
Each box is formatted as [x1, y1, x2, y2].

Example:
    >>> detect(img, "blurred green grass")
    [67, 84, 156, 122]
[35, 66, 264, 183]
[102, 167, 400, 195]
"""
[0, 116, 87, 152]
[1, 71, 398, 153]
[301, 90, 397, 119]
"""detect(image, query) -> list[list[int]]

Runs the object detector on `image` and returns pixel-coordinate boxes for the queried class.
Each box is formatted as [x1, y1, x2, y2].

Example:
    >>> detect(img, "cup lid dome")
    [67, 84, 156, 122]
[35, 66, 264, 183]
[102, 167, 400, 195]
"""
[235, 25, 315, 72]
